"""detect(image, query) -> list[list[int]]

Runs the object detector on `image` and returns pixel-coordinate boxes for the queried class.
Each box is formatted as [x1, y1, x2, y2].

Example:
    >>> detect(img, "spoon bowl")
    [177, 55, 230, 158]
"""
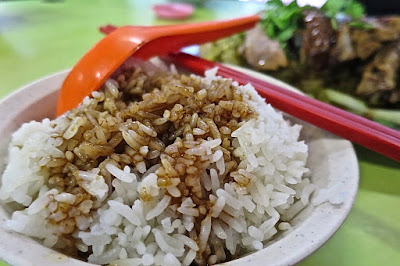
[57, 16, 260, 115]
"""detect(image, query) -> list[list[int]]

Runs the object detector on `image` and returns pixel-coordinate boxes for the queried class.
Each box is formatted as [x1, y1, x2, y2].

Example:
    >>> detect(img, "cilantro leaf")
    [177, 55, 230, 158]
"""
[322, 0, 344, 16]
[345, 1, 365, 19]
[322, 0, 371, 30]
[261, 0, 304, 47]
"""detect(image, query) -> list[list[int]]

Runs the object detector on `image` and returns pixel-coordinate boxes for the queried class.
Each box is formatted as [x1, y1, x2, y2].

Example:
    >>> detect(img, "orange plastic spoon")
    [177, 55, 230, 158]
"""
[56, 15, 260, 116]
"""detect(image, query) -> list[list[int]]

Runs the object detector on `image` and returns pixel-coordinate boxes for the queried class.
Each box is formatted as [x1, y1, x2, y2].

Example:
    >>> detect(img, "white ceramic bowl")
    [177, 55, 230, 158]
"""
[0, 68, 359, 266]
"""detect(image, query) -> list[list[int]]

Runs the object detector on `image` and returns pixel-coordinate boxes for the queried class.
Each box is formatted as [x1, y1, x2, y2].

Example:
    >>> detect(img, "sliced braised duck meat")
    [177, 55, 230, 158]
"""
[379, 16, 400, 32]
[300, 10, 336, 69]
[372, 17, 400, 41]
[357, 42, 400, 101]
[331, 24, 357, 62]
[351, 17, 400, 60]
[363, 88, 400, 106]
[242, 25, 288, 71]
[351, 29, 382, 59]
[389, 90, 400, 105]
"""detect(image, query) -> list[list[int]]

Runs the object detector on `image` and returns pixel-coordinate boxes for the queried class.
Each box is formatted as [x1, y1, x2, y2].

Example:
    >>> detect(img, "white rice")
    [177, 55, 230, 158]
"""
[0, 64, 328, 265]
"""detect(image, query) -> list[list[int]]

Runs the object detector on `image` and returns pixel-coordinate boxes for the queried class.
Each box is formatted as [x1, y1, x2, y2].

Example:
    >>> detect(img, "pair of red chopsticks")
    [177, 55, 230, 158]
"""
[100, 26, 400, 162]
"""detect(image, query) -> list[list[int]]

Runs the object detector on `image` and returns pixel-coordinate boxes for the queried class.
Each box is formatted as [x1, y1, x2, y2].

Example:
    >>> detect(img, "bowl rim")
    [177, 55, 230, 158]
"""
[0, 68, 359, 266]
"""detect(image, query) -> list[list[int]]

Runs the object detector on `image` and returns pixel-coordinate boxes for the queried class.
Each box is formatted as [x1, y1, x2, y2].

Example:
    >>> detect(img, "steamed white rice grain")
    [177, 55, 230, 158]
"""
[0, 62, 327, 266]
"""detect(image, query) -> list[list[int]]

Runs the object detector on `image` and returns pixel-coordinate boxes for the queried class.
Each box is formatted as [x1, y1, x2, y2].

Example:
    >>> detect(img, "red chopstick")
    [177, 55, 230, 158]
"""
[99, 25, 400, 162]
[164, 53, 400, 162]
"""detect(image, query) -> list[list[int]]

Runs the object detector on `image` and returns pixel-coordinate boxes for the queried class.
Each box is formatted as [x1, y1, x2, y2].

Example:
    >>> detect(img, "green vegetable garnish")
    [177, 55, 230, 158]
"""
[260, 0, 306, 47]
[321, 0, 371, 30]
[199, 33, 245, 65]
[260, 0, 372, 46]
[345, 0, 365, 19]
